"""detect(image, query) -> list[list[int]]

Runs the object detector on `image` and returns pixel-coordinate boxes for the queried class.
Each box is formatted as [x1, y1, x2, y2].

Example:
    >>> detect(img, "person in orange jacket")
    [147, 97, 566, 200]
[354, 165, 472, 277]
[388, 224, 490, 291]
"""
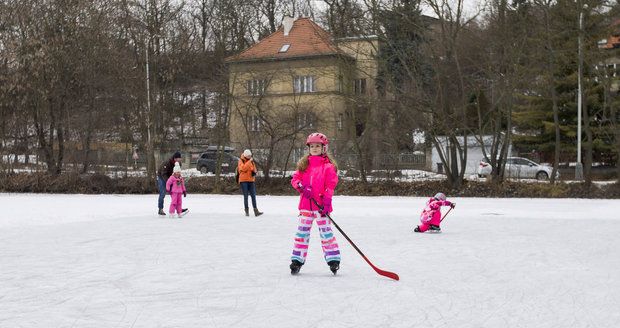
[238, 149, 263, 217]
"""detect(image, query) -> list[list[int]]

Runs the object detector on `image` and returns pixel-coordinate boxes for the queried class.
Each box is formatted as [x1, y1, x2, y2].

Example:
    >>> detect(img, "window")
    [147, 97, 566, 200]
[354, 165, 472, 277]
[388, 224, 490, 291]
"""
[294, 76, 316, 93]
[338, 113, 344, 131]
[354, 78, 367, 95]
[247, 79, 267, 96]
[279, 44, 290, 52]
[338, 75, 344, 93]
[248, 115, 261, 131]
[297, 112, 315, 129]
[201, 153, 216, 160]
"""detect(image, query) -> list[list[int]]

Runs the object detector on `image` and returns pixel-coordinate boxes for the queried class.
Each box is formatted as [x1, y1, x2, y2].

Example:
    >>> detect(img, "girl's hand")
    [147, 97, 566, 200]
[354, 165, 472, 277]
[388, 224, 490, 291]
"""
[320, 197, 332, 215]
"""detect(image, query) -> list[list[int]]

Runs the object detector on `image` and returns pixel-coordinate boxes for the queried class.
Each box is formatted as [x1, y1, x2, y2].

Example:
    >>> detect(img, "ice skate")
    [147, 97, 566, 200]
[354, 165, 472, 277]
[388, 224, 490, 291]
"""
[429, 225, 441, 233]
[290, 260, 303, 275]
[328, 260, 340, 275]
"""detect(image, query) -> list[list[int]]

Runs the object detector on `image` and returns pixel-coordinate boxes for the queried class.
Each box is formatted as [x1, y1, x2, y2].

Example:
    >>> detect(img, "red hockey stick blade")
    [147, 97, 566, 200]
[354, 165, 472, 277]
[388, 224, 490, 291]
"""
[363, 256, 399, 281]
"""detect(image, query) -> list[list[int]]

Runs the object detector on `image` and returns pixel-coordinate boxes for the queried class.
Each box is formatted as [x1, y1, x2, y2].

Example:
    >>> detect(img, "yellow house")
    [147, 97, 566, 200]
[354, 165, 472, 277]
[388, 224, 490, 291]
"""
[226, 16, 379, 170]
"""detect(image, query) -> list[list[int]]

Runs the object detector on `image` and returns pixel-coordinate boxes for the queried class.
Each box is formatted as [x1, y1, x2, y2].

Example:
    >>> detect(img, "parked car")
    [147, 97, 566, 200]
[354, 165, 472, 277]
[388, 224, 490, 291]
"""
[478, 156, 559, 180]
[196, 150, 239, 174]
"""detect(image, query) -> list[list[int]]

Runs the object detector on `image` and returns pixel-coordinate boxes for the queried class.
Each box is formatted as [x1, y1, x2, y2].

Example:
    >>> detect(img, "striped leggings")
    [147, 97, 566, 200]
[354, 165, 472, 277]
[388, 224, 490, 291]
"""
[291, 210, 341, 264]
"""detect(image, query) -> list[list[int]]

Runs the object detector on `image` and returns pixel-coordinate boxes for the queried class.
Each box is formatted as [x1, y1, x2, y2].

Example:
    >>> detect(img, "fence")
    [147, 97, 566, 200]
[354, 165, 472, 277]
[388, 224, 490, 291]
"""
[336, 153, 427, 171]
[1, 147, 428, 178]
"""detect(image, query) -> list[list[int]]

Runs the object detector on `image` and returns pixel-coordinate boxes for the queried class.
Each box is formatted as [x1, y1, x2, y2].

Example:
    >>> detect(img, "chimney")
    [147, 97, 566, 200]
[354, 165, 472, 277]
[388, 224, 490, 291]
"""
[282, 16, 295, 36]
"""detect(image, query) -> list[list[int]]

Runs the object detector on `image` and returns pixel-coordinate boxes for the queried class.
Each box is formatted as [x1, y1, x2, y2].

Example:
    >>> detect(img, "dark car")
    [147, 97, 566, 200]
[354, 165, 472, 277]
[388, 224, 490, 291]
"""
[196, 150, 239, 174]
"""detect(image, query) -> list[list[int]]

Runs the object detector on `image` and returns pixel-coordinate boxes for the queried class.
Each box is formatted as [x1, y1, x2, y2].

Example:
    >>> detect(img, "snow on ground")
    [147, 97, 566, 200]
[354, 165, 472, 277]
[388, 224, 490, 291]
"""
[1, 194, 619, 328]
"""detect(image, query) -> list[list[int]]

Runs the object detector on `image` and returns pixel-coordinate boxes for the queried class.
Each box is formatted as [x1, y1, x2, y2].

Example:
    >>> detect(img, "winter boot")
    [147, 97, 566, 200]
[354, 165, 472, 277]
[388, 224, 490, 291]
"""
[429, 225, 441, 232]
[179, 209, 189, 217]
[244, 208, 249, 217]
[253, 208, 263, 217]
[158, 209, 166, 216]
[413, 226, 421, 233]
[328, 260, 340, 275]
[290, 260, 303, 275]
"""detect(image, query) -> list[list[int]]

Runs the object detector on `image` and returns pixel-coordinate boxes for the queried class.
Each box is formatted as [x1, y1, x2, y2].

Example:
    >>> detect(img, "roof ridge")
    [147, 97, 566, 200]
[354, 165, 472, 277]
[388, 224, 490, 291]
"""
[225, 17, 351, 62]
[228, 25, 285, 61]
[305, 19, 340, 53]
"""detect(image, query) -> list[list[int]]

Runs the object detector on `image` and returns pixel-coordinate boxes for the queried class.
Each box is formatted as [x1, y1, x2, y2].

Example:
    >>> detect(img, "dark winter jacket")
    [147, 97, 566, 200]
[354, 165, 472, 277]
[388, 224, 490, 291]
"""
[157, 158, 178, 180]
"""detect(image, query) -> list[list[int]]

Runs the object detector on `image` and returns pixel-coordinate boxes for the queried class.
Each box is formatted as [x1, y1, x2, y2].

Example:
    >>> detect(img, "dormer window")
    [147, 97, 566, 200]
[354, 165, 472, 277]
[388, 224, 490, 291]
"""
[279, 44, 290, 53]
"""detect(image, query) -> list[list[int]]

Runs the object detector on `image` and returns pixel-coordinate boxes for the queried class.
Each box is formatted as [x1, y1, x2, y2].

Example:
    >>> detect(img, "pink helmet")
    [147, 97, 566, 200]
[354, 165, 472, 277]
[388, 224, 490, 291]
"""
[306, 132, 329, 153]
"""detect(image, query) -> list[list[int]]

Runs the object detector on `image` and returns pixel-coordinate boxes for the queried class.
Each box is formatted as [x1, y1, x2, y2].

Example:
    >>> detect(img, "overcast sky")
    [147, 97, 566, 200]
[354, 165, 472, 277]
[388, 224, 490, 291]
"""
[420, 0, 486, 19]
[308, 0, 485, 21]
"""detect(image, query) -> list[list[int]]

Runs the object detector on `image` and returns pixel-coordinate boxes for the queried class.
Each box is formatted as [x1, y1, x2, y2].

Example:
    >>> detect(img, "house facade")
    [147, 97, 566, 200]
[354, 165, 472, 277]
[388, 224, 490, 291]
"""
[225, 17, 379, 168]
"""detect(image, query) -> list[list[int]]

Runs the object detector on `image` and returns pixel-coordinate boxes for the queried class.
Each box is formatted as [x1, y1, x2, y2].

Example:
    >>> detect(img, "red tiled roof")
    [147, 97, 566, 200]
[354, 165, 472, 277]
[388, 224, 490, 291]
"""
[600, 35, 620, 49]
[600, 19, 620, 49]
[226, 18, 349, 62]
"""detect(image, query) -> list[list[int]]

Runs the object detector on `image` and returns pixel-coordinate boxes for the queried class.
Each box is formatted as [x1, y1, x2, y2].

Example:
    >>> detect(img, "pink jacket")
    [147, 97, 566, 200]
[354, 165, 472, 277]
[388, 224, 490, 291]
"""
[420, 197, 452, 223]
[166, 175, 186, 194]
[291, 155, 338, 211]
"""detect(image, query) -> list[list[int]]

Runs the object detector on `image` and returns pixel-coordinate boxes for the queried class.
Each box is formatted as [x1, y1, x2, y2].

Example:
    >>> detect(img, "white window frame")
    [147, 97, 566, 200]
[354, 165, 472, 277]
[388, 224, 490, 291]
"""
[248, 115, 261, 131]
[247, 79, 267, 96]
[297, 112, 315, 129]
[354, 78, 367, 95]
[294, 76, 316, 93]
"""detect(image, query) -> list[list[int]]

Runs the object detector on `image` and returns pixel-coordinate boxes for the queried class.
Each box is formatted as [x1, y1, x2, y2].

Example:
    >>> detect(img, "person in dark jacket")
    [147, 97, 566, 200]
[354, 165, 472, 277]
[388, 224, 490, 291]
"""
[157, 151, 187, 216]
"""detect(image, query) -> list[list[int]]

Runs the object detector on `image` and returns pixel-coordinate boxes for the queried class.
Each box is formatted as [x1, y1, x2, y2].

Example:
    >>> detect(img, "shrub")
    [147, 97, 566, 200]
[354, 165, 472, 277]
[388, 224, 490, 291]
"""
[0, 173, 618, 199]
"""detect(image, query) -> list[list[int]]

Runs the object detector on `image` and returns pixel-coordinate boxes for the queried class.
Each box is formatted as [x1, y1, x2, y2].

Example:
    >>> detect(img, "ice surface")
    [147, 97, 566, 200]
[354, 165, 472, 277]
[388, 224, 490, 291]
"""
[1, 194, 618, 327]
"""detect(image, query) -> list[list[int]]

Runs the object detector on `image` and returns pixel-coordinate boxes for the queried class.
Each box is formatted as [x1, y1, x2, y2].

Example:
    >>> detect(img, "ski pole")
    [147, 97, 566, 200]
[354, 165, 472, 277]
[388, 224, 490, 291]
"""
[440, 207, 453, 223]
[311, 198, 399, 281]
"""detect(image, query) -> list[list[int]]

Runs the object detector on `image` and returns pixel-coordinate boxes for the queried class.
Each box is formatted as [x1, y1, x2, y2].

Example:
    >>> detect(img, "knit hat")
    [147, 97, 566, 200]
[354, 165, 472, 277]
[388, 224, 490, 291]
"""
[243, 149, 252, 158]
[173, 151, 182, 159]
[173, 162, 181, 173]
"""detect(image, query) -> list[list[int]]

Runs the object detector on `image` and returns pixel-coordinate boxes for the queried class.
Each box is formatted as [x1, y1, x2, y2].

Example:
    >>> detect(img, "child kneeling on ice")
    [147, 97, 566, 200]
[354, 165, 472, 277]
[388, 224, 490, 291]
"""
[414, 192, 455, 233]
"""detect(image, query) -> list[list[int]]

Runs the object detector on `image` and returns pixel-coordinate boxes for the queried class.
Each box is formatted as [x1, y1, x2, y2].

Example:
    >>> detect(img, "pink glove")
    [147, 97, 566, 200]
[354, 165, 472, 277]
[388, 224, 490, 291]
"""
[320, 197, 332, 216]
[297, 183, 313, 199]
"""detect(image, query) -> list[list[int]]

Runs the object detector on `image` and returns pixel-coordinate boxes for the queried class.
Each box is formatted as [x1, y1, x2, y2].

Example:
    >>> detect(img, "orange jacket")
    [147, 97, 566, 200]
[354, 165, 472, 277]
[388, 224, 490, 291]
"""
[237, 156, 257, 183]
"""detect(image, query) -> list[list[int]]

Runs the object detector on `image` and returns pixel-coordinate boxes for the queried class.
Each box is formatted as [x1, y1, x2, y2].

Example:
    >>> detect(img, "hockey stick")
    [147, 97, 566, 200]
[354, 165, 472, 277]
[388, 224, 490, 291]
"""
[440, 207, 454, 223]
[311, 198, 399, 281]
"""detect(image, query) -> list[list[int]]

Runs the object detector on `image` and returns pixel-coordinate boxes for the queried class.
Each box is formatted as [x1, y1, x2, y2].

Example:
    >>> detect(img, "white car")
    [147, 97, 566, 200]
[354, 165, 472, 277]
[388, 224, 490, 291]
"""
[477, 157, 558, 180]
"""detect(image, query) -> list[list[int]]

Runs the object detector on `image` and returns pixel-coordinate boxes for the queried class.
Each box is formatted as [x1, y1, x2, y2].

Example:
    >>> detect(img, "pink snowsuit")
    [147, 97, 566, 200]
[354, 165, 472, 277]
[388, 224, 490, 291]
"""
[418, 197, 453, 232]
[289, 155, 340, 264]
[166, 175, 186, 215]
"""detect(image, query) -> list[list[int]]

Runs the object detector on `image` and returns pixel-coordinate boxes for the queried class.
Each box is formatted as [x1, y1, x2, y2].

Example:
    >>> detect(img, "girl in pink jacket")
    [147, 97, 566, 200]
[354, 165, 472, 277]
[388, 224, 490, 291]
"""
[289, 132, 340, 275]
[166, 162, 187, 218]
[414, 192, 455, 233]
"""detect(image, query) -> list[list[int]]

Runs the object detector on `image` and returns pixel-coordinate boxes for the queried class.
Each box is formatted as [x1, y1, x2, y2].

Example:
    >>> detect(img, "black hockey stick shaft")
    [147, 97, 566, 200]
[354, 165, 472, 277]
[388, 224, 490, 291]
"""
[311, 198, 399, 281]
[440, 207, 453, 223]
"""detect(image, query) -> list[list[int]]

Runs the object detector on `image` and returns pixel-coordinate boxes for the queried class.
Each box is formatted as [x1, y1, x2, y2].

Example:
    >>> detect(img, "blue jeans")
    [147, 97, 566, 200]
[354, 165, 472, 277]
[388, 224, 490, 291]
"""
[157, 176, 166, 210]
[240, 182, 257, 209]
